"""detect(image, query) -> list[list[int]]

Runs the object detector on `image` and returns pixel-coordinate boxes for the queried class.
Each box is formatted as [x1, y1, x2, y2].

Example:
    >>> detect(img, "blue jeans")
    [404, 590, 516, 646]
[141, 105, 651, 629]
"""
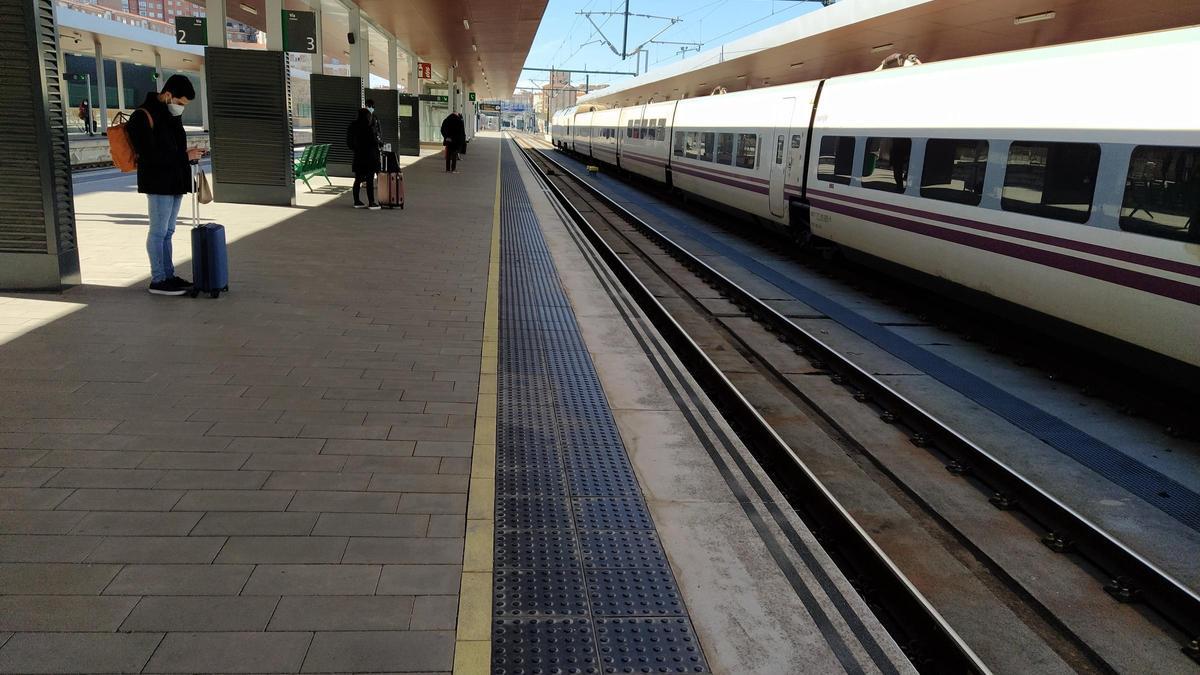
[147, 194, 183, 283]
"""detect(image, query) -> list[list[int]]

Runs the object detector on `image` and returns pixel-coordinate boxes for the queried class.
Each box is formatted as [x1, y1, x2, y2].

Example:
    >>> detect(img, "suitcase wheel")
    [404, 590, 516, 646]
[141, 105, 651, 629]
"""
[188, 289, 199, 298]
[210, 290, 221, 299]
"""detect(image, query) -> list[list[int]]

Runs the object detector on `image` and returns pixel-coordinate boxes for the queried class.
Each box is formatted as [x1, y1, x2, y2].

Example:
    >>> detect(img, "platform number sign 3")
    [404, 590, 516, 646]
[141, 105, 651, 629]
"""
[282, 11, 317, 54]
[175, 16, 207, 45]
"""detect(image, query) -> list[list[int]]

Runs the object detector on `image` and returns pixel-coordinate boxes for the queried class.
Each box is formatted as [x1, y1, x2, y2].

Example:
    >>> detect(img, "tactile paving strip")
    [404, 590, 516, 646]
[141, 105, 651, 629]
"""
[493, 143, 709, 673]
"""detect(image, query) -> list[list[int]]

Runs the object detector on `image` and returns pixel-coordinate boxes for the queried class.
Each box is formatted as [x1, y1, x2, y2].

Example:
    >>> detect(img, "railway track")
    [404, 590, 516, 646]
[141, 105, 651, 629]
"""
[510, 133, 1200, 673]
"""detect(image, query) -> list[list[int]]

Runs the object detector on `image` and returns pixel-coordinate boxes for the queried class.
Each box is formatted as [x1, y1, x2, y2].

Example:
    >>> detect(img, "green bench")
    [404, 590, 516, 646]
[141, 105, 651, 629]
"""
[294, 143, 331, 192]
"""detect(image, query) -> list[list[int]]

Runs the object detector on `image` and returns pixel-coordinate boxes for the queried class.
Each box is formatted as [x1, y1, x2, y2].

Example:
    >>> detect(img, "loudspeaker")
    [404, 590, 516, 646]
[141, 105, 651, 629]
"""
[347, 32, 356, 44]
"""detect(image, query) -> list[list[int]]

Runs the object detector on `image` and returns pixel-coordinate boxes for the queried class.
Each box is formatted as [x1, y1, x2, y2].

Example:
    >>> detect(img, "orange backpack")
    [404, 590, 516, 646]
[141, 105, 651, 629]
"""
[107, 108, 152, 172]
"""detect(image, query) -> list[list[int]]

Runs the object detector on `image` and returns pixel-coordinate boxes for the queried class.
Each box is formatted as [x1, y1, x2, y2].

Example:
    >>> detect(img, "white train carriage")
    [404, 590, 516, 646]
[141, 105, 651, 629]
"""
[589, 107, 622, 166]
[572, 109, 595, 156]
[617, 100, 677, 182]
[551, 27, 1200, 369]
[803, 27, 1199, 368]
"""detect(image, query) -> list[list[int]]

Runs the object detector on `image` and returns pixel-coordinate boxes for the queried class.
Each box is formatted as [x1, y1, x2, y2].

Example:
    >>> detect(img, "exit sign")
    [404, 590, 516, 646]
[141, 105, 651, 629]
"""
[468, 92, 476, 102]
[174, 16, 207, 45]
[417, 62, 432, 79]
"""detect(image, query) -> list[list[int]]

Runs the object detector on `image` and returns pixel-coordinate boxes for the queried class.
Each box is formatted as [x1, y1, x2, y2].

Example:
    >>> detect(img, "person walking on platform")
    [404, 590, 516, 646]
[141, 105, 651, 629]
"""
[347, 108, 381, 210]
[365, 98, 383, 148]
[127, 74, 203, 296]
[78, 99, 93, 135]
[441, 112, 465, 173]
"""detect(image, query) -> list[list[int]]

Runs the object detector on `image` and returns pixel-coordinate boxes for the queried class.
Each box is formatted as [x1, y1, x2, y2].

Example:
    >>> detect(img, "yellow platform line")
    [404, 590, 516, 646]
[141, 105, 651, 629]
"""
[454, 138, 502, 675]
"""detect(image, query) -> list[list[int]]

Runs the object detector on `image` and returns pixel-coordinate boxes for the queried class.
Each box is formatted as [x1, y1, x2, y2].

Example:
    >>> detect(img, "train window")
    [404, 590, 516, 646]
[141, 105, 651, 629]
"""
[698, 132, 715, 162]
[736, 134, 758, 169]
[674, 131, 685, 157]
[658, 119, 666, 141]
[776, 136, 785, 164]
[817, 136, 856, 185]
[627, 120, 633, 138]
[791, 134, 803, 149]
[646, 120, 656, 141]
[862, 137, 912, 194]
[921, 138, 988, 205]
[1002, 142, 1100, 223]
[1120, 146, 1200, 242]
[715, 133, 735, 165]
[684, 132, 700, 159]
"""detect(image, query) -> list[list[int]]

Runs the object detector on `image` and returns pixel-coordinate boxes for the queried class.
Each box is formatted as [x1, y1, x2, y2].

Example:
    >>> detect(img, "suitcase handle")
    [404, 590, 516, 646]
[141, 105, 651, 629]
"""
[191, 163, 200, 229]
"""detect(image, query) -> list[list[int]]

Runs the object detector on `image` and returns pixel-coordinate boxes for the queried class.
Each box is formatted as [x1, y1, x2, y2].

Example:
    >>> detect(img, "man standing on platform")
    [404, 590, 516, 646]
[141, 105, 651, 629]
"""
[440, 112, 465, 173]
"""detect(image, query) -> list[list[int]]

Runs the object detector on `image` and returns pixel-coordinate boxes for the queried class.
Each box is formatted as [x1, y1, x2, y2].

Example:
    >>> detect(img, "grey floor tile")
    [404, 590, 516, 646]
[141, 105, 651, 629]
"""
[215, 536, 347, 564]
[0, 534, 102, 562]
[264, 471, 372, 491]
[121, 596, 279, 632]
[154, 469, 270, 490]
[287, 491, 399, 513]
[343, 537, 464, 565]
[0, 562, 121, 594]
[341, 456, 441, 474]
[0, 595, 138, 631]
[143, 631, 311, 673]
[409, 595, 458, 631]
[103, 564, 253, 595]
[396, 493, 467, 515]
[377, 565, 461, 595]
[0, 488, 72, 510]
[0, 510, 86, 534]
[301, 630, 454, 673]
[312, 513, 429, 537]
[241, 564, 381, 595]
[193, 512, 318, 536]
[366, 474, 469, 493]
[0, 632, 162, 674]
[426, 514, 466, 538]
[173, 489, 295, 512]
[86, 536, 226, 564]
[58, 488, 185, 512]
[267, 595, 414, 631]
[72, 511, 202, 536]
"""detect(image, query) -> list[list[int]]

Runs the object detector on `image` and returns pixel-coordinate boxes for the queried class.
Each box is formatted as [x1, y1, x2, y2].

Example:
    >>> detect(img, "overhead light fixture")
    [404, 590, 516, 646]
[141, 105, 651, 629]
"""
[130, 47, 143, 52]
[871, 43, 894, 53]
[789, 61, 803, 68]
[472, 43, 477, 52]
[462, 19, 470, 30]
[1014, 10, 1055, 25]
[239, 3, 256, 15]
[182, 57, 193, 62]
[736, 73, 747, 79]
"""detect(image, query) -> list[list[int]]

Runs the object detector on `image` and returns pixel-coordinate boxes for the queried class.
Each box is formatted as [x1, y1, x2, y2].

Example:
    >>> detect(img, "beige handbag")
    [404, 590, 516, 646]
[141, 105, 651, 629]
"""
[195, 167, 213, 204]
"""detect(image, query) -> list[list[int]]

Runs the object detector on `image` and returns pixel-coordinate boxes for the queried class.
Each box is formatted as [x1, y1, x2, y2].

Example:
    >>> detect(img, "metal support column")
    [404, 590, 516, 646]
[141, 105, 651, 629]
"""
[311, 5, 323, 74]
[93, 40, 107, 132]
[265, 0, 283, 50]
[198, 66, 209, 130]
[447, 65, 455, 114]
[348, 6, 363, 78]
[114, 58, 125, 111]
[388, 37, 397, 89]
[206, 0, 227, 48]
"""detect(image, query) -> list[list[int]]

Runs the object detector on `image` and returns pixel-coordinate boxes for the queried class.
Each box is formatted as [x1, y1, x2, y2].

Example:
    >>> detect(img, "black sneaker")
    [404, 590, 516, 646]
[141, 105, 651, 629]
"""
[353, 202, 367, 209]
[170, 276, 193, 288]
[368, 203, 381, 210]
[148, 280, 186, 296]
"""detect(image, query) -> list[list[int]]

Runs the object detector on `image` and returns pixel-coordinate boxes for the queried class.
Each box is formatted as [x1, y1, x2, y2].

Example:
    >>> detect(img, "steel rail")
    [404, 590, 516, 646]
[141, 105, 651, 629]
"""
[512, 136, 991, 673]
[521, 137, 1200, 663]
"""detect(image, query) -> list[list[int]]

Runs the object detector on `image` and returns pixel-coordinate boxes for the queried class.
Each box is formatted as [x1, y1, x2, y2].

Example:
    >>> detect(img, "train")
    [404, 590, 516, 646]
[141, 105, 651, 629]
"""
[550, 27, 1200, 373]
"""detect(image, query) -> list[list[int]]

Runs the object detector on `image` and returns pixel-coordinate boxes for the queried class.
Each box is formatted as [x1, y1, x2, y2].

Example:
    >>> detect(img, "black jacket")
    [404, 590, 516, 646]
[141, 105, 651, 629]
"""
[127, 93, 191, 195]
[347, 119, 380, 175]
[440, 114, 465, 147]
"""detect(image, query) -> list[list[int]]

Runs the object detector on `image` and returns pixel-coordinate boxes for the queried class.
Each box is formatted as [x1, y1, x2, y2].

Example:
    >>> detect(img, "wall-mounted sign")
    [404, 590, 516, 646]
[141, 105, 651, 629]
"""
[64, 73, 88, 83]
[282, 10, 317, 54]
[174, 16, 207, 45]
[418, 94, 449, 103]
[468, 92, 476, 102]
[417, 62, 432, 79]
[478, 102, 500, 113]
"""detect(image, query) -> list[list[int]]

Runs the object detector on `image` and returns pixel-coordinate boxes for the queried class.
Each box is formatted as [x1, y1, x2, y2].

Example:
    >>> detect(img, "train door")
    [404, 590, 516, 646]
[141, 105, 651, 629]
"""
[769, 97, 796, 217]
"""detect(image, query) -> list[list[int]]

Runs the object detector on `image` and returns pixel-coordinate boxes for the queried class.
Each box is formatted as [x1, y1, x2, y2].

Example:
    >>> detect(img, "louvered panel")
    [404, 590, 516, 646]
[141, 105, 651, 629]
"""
[365, 88, 400, 153]
[205, 48, 295, 204]
[0, 0, 80, 288]
[311, 74, 361, 176]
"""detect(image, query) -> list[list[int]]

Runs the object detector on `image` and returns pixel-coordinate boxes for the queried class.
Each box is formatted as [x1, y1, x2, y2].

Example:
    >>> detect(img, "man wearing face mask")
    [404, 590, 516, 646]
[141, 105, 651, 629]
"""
[127, 74, 204, 296]
[365, 99, 382, 149]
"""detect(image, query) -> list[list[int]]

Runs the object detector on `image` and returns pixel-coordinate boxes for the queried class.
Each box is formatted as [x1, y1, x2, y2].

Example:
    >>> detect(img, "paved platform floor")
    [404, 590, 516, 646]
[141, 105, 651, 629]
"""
[0, 138, 492, 673]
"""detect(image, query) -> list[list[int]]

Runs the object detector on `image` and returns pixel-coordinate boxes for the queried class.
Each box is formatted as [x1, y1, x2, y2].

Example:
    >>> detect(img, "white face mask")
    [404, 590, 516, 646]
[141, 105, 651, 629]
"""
[367, 107, 375, 114]
[167, 103, 185, 117]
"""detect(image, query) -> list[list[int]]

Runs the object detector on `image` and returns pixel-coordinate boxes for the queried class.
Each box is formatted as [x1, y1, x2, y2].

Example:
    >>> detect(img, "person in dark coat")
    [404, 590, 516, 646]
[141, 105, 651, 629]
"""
[440, 112, 465, 173]
[78, 99, 93, 135]
[126, 74, 202, 296]
[347, 108, 381, 209]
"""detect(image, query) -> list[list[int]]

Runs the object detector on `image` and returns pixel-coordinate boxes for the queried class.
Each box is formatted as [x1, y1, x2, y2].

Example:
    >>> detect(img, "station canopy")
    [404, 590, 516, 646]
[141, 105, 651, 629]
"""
[580, 0, 1200, 107]
[222, 0, 547, 97]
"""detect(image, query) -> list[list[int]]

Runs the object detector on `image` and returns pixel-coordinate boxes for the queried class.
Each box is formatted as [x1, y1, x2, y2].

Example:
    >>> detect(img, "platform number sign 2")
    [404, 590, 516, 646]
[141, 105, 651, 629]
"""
[175, 17, 207, 45]
[282, 11, 317, 53]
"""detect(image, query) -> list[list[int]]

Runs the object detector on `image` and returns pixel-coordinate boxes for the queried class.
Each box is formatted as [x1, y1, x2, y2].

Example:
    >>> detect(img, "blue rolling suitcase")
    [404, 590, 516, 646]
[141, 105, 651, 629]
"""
[188, 165, 229, 299]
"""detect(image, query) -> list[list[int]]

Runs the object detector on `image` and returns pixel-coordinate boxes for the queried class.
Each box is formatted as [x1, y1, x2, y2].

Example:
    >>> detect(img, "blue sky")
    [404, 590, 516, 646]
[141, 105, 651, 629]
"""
[517, 0, 826, 94]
